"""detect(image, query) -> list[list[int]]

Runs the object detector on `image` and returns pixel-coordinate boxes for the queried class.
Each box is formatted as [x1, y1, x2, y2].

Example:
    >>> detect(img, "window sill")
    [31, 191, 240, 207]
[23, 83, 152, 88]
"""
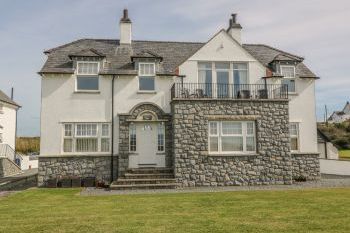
[288, 92, 298, 96]
[156, 152, 165, 155]
[74, 90, 100, 94]
[208, 153, 258, 157]
[137, 91, 157, 94]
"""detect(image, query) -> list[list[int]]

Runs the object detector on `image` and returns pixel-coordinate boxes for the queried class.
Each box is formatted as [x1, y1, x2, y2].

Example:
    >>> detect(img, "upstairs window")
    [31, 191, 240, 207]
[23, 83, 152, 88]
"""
[76, 62, 99, 91]
[139, 63, 155, 91]
[280, 65, 296, 93]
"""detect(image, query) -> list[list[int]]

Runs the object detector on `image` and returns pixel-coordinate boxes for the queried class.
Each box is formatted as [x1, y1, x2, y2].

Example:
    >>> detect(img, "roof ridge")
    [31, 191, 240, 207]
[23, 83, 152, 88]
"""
[243, 43, 304, 60]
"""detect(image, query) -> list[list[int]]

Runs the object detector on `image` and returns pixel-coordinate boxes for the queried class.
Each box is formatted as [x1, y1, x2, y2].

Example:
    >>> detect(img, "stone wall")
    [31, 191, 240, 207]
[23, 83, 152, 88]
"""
[292, 153, 320, 180]
[38, 155, 118, 186]
[172, 99, 293, 186]
[0, 158, 21, 177]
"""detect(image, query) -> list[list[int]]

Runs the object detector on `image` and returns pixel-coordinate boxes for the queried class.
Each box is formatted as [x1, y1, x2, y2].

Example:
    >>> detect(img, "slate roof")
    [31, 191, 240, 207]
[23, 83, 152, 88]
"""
[0, 90, 20, 107]
[40, 38, 318, 78]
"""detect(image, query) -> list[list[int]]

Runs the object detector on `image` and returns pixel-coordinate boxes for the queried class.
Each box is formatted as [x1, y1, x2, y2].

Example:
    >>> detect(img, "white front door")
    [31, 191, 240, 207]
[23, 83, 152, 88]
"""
[137, 122, 158, 166]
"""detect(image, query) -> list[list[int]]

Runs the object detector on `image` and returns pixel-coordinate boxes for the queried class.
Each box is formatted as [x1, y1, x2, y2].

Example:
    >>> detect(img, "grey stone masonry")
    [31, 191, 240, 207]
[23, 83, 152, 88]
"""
[171, 99, 293, 187]
[0, 158, 21, 177]
[38, 155, 117, 186]
[292, 153, 320, 180]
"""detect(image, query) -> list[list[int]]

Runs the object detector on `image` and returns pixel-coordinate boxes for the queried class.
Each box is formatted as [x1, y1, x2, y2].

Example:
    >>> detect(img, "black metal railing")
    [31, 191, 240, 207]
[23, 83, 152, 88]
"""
[171, 83, 288, 100]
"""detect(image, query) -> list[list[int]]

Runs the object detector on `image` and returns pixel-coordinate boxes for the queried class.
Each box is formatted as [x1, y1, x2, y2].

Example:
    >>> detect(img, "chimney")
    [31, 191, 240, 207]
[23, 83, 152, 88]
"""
[11, 87, 14, 100]
[119, 9, 132, 45]
[227, 13, 242, 44]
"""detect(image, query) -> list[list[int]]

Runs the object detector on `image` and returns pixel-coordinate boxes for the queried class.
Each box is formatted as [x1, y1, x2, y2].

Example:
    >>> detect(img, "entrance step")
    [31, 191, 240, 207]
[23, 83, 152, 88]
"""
[127, 168, 173, 174]
[124, 173, 174, 179]
[110, 183, 177, 190]
[113, 178, 176, 185]
[110, 167, 176, 190]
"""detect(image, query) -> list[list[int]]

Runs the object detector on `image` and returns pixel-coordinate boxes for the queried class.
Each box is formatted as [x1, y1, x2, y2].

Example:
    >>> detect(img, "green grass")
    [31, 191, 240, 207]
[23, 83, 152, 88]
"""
[339, 150, 350, 159]
[1, 188, 350, 233]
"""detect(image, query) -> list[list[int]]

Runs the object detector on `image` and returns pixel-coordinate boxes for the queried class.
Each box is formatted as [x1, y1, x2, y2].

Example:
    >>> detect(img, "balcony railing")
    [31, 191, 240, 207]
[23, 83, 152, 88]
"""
[171, 83, 288, 100]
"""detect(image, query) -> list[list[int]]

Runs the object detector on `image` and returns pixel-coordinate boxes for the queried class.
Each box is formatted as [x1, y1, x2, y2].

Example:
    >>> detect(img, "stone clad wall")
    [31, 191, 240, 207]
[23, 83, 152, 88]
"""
[292, 153, 320, 180]
[172, 99, 293, 186]
[0, 158, 22, 177]
[38, 155, 117, 186]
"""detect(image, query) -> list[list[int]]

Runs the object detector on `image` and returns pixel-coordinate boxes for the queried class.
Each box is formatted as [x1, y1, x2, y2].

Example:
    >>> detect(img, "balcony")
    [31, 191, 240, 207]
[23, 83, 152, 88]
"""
[171, 83, 288, 100]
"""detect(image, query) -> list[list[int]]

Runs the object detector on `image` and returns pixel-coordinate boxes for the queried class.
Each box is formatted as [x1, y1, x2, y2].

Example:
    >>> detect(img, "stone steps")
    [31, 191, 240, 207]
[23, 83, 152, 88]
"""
[113, 178, 176, 185]
[110, 167, 176, 190]
[109, 183, 177, 190]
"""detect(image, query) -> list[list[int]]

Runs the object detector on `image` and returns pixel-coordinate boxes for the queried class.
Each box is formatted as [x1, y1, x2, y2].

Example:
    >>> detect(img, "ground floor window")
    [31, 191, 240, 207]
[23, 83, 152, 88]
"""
[157, 123, 165, 152]
[62, 123, 111, 153]
[208, 121, 256, 154]
[289, 122, 299, 151]
[129, 123, 137, 152]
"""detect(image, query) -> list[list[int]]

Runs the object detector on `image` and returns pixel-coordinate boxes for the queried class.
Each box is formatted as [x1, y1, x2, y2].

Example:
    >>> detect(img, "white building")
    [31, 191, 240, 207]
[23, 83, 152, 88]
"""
[38, 10, 320, 188]
[0, 89, 20, 150]
[328, 102, 350, 123]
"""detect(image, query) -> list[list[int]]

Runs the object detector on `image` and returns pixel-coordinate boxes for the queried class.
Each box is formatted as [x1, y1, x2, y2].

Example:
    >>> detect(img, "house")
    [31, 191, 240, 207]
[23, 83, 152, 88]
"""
[317, 129, 338, 159]
[328, 102, 350, 123]
[38, 9, 320, 188]
[0, 89, 21, 177]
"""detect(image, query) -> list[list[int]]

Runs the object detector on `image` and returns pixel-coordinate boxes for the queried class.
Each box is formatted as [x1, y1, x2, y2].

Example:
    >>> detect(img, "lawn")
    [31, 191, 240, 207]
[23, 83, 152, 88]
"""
[1, 188, 350, 233]
[339, 150, 350, 159]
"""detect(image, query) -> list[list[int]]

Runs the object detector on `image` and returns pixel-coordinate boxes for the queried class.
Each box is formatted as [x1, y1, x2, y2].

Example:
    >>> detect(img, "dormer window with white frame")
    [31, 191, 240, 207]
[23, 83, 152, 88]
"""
[280, 65, 296, 93]
[138, 62, 155, 91]
[76, 61, 100, 92]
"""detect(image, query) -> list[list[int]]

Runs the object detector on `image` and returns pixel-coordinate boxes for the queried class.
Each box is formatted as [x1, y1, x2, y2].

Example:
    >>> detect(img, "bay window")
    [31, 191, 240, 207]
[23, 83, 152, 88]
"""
[76, 62, 99, 91]
[139, 63, 155, 91]
[209, 121, 256, 154]
[62, 123, 110, 153]
[289, 123, 299, 151]
[280, 65, 296, 93]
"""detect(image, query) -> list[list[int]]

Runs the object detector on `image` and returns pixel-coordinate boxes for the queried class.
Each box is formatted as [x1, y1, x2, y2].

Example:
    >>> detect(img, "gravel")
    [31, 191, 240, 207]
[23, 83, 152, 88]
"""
[81, 177, 350, 196]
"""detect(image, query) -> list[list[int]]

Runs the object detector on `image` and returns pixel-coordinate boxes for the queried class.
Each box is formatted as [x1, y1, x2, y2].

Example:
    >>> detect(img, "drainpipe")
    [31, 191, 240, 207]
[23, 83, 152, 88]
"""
[110, 75, 116, 183]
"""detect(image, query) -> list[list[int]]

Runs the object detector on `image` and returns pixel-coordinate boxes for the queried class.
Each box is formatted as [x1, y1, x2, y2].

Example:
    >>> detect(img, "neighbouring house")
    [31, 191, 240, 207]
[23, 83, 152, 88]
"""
[38, 10, 320, 188]
[317, 129, 338, 159]
[328, 102, 350, 123]
[0, 89, 21, 177]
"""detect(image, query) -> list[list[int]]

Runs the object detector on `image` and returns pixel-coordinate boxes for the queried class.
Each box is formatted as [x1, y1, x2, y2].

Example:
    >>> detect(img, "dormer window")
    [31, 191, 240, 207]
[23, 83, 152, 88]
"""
[138, 63, 155, 91]
[280, 65, 296, 93]
[76, 62, 99, 92]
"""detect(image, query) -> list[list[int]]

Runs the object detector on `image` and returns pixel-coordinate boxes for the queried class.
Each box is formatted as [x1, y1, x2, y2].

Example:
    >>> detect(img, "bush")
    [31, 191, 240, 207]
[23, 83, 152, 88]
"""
[333, 138, 350, 149]
[15, 137, 40, 154]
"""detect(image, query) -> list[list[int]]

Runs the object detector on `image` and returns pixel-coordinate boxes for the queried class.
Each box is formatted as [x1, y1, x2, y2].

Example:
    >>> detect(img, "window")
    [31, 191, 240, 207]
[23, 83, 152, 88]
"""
[129, 124, 136, 152]
[289, 123, 299, 151]
[139, 63, 155, 91]
[198, 62, 213, 96]
[208, 121, 256, 154]
[280, 65, 296, 93]
[157, 123, 165, 152]
[76, 62, 99, 91]
[62, 123, 110, 153]
[216, 63, 230, 98]
[101, 124, 110, 152]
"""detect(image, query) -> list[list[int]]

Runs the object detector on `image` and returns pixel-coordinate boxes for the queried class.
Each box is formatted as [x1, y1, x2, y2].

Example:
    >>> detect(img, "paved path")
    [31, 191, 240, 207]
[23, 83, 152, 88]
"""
[81, 176, 350, 196]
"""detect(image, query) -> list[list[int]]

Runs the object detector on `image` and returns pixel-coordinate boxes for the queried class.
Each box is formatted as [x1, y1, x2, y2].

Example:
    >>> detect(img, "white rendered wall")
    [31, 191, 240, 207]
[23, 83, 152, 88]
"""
[0, 103, 17, 149]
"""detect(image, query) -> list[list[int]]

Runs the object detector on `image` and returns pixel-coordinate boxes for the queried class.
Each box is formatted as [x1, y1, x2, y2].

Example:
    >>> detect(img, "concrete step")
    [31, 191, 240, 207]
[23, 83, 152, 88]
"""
[114, 178, 176, 185]
[109, 183, 177, 190]
[124, 173, 174, 179]
[126, 168, 173, 174]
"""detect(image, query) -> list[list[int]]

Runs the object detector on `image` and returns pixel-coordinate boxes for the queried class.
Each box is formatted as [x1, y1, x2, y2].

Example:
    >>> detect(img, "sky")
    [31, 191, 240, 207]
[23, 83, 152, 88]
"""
[0, 0, 349, 136]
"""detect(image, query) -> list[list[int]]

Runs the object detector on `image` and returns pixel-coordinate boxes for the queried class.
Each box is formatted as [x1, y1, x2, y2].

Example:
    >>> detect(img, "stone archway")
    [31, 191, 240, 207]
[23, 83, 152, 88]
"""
[118, 103, 172, 176]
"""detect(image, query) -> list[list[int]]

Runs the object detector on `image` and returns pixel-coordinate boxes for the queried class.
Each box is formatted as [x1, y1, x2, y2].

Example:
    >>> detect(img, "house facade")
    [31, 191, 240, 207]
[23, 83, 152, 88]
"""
[328, 102, 350, 123]
[38, 10, 320, 187]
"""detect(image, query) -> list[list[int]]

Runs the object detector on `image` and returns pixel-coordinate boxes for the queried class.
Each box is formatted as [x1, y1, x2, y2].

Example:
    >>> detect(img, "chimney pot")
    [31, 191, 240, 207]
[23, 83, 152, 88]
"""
[231, 14, 237, 23]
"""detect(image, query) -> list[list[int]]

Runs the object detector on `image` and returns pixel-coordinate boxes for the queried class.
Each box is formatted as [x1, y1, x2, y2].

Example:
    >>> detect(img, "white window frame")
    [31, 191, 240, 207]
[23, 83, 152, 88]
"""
[75, 61, 100, 92]
[289, 122, 300, 152]
[280, 65, 296, 93]
[61, 122, 111, 154]
[157, 122, 165, 152]
[208, 121, 256, 155]
[138, 62, 156, 92]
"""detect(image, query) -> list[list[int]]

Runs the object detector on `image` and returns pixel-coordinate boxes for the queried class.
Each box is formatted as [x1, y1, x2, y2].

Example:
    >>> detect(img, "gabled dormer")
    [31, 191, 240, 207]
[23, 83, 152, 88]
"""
[69, 48, 105, 92]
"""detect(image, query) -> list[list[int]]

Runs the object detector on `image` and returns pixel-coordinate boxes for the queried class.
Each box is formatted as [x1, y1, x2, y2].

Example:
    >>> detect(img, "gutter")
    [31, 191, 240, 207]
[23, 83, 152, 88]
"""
[110, 75, 116, 184]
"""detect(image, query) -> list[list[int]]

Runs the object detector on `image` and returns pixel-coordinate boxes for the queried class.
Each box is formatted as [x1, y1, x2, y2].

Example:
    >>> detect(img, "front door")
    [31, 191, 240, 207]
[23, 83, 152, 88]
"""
[136, 122, 158, 167]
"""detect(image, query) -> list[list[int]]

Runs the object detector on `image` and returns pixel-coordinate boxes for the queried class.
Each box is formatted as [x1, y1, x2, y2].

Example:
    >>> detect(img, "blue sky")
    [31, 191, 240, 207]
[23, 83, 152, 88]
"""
[0, 0, 349, 136]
